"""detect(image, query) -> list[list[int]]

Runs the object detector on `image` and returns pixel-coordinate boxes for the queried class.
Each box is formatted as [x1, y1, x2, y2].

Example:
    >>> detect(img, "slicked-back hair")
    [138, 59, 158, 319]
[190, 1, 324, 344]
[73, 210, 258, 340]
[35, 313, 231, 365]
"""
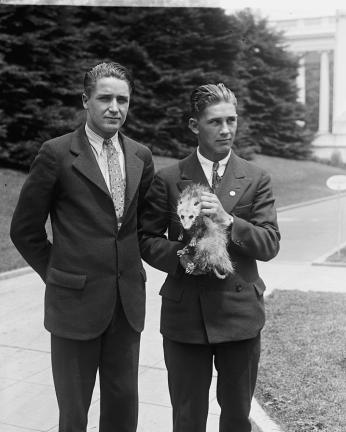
[190, 83, 237, 118]
[83, 62, 134, 97]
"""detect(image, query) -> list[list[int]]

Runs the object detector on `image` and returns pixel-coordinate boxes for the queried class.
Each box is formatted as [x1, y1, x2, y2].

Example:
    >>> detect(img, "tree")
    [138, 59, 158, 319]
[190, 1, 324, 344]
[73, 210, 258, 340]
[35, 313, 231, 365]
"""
[0, 6, 313, 169]
[0, 6, 85, 168]
[234, 10, 312, 159]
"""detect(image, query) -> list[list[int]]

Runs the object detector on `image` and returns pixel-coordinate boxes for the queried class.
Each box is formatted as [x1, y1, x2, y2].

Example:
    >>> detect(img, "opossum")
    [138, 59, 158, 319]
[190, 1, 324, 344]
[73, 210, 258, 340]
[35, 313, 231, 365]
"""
[176, 184, 234, 279]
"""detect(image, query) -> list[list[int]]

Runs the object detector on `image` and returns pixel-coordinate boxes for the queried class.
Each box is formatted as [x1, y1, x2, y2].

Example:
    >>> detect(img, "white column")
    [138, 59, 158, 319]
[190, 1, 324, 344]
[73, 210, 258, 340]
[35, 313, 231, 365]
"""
[318, 51, 330, 134]
[297, 56, 306, 104]
[333, 10, 346, 134]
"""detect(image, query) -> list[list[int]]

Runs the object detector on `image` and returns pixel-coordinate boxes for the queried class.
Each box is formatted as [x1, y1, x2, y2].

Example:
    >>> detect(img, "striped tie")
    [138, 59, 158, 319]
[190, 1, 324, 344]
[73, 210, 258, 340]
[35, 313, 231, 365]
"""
[212, 161, 222, 192]
[103, 139, 125, 227]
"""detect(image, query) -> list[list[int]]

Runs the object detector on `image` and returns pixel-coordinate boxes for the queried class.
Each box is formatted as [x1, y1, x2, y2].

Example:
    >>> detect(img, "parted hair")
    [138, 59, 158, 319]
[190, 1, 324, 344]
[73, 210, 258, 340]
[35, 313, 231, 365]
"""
[84, 62, 135, 96]
[190, 83, 237, 117]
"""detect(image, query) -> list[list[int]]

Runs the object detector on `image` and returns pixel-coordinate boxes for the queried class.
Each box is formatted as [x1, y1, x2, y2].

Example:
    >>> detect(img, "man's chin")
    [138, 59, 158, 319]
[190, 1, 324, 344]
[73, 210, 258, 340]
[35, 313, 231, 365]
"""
[102, 124, 122, 135]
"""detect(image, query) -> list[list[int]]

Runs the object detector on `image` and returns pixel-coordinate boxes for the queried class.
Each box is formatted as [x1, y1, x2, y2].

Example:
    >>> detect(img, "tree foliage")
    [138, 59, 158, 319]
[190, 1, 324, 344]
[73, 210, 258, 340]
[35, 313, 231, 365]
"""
[0, 5, 312, 169]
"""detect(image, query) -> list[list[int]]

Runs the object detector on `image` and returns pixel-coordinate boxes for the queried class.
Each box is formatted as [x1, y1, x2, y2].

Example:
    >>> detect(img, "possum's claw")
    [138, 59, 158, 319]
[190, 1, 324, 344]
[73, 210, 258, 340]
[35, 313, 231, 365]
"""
[189, 238, 197, 247]
[177, 249, 185, 257]
[185, 262, 195, 274]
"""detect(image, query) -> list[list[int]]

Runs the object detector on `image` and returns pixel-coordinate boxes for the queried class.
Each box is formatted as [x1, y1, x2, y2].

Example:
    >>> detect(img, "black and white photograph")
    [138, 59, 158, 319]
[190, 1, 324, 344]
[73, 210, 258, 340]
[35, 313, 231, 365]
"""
[1, 1, 346, 431]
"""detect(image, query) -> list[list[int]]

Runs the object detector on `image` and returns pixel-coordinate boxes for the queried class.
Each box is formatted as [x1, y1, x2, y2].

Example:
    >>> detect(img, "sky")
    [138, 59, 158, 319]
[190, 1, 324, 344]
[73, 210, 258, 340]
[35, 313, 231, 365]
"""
[1, 0, 345, 17]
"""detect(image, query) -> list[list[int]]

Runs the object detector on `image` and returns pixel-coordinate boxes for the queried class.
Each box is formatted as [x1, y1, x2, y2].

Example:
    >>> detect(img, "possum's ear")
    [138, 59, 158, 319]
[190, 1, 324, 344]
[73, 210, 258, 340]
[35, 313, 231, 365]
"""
[188, 117, 199, 135]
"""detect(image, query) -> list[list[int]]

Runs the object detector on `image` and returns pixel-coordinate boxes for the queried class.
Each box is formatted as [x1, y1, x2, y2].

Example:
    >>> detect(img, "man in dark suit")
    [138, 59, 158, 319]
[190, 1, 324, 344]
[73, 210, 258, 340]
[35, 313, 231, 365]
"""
[10, 62, 154, 432]
[140, 83, 280, 432]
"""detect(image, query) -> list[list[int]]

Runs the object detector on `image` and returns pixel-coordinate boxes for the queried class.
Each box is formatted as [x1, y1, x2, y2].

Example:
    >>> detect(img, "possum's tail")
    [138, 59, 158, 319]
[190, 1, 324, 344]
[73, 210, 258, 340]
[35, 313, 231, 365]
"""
[213, 268, 228, 279]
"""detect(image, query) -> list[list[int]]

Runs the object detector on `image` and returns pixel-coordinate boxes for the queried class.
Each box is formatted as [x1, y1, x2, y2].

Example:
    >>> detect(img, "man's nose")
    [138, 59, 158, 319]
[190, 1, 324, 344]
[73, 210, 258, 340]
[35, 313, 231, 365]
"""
[109, 99, 119, 113]
[220, 121, 231, 135]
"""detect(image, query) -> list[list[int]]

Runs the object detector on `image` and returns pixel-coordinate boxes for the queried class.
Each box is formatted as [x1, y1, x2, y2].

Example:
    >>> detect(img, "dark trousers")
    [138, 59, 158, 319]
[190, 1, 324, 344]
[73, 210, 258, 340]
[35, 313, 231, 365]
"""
[163, 334, 261, 432]
[51, 300, 141, 432]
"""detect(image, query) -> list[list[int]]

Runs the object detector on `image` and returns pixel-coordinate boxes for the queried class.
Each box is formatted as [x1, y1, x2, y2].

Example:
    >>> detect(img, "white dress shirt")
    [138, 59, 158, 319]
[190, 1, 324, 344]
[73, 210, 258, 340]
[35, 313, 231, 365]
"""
[85, 123, 125, 192]
[196, 147, 231, 188]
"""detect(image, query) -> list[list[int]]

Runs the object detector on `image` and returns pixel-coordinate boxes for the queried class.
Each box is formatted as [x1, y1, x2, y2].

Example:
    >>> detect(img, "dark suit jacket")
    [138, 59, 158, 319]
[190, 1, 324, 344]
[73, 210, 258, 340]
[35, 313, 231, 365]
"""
[10, 126, 154, 340]
[140, 150, 280, 344]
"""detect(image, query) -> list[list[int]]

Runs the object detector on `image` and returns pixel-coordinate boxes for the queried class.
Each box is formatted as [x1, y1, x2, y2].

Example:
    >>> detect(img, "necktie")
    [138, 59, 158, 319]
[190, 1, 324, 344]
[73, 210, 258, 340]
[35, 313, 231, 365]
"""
[212, 161, 222, 192]
[103, 139, 125, 227]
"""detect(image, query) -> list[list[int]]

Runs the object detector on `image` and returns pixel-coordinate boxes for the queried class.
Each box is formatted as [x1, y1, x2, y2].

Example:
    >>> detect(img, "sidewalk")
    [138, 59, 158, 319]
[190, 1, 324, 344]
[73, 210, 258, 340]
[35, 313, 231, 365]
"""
[1, 195, 345, 432]
[0, 268, 221, 432]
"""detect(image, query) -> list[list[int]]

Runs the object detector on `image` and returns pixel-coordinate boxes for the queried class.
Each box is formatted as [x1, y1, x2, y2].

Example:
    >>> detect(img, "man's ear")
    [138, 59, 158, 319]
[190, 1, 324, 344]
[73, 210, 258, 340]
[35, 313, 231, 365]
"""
[188, 117, 199, 135]
[82, 93, 88, 110]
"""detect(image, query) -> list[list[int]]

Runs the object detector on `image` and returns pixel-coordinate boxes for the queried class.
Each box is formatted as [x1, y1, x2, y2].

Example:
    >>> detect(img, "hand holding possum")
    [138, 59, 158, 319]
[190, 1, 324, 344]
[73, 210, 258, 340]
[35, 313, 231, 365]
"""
[200, 192, 233, 227]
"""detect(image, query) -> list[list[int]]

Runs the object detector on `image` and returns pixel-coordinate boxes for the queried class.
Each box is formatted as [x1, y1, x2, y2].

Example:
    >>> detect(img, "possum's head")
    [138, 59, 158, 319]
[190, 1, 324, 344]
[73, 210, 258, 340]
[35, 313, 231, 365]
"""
[177, 196, 201, 230]
[177, 184, 207, 230]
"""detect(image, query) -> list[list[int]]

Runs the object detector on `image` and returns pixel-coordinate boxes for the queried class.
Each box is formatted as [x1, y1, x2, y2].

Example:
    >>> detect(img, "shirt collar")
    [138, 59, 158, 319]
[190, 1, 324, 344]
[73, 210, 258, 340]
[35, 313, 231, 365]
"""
[196, 147, 231, 169]
[85, 123, 119, 156]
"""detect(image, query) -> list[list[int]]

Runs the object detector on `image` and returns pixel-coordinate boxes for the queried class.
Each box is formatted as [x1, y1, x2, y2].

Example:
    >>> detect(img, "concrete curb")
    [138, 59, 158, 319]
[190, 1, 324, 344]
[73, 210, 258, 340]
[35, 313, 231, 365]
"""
[312, 240, 346, 267]
[251, 398, 283, 432]
[0, 266, 33, 281]
[277, 192, 346, 213]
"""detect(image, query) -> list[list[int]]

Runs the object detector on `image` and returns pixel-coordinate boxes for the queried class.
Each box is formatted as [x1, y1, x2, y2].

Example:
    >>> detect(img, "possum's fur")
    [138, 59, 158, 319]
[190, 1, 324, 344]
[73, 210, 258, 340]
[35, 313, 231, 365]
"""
[176, 184, 234, 279]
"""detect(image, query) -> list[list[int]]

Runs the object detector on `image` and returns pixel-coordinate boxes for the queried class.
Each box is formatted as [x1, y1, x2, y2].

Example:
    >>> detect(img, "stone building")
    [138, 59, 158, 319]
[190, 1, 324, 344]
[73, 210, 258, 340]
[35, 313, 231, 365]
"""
[270, 10, 346, 162]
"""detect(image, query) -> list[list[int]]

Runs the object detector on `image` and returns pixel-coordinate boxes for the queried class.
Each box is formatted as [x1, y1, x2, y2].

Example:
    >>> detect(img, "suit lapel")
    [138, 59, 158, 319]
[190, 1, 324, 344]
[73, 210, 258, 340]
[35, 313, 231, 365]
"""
[177, 150, 210, 191]
[71, 128, 144, 225]
[120, 133, 144, 219]
[177, 150, 251, 213]
[71, 126, 110, 198]
[216, 152, 251, 213]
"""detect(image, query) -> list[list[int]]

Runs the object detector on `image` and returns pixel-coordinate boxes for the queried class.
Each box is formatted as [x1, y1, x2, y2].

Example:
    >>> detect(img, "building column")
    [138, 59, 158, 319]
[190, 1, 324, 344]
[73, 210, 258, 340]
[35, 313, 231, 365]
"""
[297, 56, 306, 104]
[333, 10, 346, 134]
[318, 51, 330, 134]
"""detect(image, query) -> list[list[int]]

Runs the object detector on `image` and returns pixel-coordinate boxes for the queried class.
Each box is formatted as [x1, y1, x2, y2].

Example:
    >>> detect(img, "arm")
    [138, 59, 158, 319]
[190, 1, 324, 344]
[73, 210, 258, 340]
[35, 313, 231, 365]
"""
[137, 147, 155, 221]
[229, 171, 280, 261]
[10, 141, 58, 281]
[139, 173, 184, 276]
[201, 171, 280, 262]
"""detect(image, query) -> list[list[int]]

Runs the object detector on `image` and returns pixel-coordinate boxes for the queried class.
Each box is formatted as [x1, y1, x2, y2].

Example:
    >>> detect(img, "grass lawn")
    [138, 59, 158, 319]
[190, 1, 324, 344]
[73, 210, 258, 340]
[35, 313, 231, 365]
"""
[256, 290, 346, 432]
[251, 154, 346, 209]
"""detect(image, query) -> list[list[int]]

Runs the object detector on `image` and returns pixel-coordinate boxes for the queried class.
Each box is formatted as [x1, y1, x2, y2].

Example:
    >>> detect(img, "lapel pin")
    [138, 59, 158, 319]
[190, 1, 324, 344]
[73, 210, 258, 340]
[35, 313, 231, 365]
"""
[229, 190, 236, 196]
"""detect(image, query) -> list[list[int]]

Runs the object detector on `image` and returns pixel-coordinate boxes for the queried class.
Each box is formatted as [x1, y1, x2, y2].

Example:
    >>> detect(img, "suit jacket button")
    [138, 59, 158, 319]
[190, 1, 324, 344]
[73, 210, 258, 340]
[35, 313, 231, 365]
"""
[236, 283, 243, 292]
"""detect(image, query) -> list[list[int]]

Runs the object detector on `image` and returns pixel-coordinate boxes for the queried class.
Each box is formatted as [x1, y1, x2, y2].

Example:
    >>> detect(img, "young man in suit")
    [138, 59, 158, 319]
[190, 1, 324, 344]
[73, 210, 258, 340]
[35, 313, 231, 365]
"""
[140, 83, 280, 432]
[10, 62, 154, 432]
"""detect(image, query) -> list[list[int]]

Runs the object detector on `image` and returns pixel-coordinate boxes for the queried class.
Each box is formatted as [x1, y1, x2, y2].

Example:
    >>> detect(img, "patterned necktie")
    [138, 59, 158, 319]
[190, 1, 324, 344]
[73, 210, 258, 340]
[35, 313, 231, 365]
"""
[212, 161, 222, 192]
[103, 139, 125, 226]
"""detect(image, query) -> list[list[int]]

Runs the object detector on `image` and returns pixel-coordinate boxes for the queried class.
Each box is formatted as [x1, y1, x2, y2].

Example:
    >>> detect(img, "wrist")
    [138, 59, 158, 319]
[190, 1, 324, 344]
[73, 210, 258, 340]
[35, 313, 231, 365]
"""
[223, 214, 234, 227]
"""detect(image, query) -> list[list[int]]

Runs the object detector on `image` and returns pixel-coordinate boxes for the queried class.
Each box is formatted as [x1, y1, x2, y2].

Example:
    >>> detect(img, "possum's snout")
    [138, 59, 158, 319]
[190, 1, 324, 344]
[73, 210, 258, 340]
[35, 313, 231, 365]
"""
[179, 214, 195, 230]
